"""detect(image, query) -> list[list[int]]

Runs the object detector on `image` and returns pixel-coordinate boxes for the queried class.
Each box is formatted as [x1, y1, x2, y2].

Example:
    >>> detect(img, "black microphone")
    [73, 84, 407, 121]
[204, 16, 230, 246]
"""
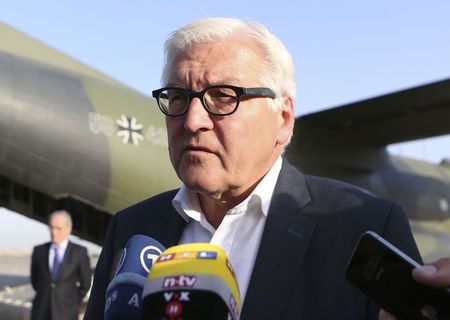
[104, 235, 165, 320]
[142, 243, 241, 320]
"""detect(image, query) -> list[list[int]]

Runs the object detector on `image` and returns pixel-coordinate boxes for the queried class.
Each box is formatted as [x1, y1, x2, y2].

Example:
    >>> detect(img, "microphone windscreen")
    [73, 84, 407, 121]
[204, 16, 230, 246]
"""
[142, 243, 240, 320]
[113, 234, 166, 278]
[105, 273, 146, 320]
[105, 235, 166, 320]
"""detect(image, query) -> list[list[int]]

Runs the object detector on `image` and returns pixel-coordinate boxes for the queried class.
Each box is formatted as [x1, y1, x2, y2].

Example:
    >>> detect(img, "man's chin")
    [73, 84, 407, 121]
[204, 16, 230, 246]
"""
[182, 176, 223, 195]
[183, 180, 216, 193]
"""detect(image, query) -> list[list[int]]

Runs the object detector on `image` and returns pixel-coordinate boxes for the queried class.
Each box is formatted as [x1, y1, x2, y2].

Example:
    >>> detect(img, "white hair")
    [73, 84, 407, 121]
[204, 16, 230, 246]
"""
[161, 17, 296, 101]
[49, 210, 73, 227]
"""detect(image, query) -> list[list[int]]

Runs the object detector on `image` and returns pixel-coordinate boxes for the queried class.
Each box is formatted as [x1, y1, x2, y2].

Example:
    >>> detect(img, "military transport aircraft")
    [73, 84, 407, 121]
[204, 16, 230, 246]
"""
[1, 21, 449, 261]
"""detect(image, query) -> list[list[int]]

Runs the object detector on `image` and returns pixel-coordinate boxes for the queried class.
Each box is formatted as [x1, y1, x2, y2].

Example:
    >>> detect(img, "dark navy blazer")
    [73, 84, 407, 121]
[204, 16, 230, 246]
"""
[84, 159, 421, 320]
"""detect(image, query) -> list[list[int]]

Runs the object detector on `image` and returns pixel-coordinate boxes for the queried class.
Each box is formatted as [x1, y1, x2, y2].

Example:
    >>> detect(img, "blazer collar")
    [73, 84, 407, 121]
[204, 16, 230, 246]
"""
[241, 158, 315, 319]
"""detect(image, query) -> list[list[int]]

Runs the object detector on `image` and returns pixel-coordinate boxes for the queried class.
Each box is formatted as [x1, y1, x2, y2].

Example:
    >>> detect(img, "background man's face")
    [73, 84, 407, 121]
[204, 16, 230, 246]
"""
[49, 214, 71, 244]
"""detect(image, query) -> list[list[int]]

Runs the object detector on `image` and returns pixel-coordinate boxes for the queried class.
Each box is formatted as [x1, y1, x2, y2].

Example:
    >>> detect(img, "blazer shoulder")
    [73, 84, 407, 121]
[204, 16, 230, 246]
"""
[305, 173, 375, 198]
[279, 159, 399, 212]
[280, 158, 385, 206]
[113, 189, 180, 223]
[303, 173, 399, 214]
[32, 242, 51, 252]
[105, 189, 184, 248]
[68, 241, 88, 252]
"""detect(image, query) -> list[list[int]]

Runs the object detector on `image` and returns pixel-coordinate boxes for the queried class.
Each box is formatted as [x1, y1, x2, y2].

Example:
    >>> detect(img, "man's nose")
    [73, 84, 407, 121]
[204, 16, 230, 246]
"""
[183, 98, 214, 132]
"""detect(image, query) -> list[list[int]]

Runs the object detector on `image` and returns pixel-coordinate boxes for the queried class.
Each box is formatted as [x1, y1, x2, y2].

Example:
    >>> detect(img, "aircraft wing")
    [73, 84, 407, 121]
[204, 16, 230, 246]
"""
[296, 79, 450, 146]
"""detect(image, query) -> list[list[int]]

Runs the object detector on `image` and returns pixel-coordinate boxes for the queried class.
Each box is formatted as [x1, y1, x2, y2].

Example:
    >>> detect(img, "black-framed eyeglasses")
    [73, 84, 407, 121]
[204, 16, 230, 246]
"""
[152, 85, 276, 116]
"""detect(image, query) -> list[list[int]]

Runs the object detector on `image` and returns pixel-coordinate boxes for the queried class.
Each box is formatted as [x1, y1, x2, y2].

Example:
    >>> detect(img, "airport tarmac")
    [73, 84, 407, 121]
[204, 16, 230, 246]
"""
[0, 253, 33, 320]
[0, 254, 30, 291]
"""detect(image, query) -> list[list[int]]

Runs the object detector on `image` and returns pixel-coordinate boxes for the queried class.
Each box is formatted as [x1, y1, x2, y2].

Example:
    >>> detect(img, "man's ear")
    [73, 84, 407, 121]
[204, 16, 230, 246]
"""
[276, 96, 295, 145]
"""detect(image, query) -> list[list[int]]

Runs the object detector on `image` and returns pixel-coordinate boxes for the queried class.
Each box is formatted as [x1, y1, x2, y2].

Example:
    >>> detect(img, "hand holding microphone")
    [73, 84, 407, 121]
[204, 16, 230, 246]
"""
[104, 235, 166, 320]
[142, 243, 241, 320]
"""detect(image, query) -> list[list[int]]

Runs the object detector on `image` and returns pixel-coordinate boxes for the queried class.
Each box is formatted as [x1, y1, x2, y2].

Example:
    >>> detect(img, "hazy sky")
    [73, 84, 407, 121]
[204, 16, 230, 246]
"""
[1, 0, 449, 161]
[0, 1, 449, 251]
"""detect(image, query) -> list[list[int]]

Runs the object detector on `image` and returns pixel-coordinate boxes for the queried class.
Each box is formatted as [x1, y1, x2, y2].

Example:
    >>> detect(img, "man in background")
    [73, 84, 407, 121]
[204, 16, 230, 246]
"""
[30, 210, 91, 320]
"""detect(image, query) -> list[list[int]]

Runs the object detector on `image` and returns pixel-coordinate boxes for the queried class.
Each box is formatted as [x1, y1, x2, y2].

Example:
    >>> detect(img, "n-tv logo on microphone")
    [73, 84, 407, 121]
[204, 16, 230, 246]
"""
[140, 246, 163, 273]
[163, 275, 197, 288]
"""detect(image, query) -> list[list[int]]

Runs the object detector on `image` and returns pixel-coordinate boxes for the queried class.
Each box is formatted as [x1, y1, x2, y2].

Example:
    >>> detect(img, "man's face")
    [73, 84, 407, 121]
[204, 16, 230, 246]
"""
[165, 34, 293, 202]
[49, 214, 71, 245]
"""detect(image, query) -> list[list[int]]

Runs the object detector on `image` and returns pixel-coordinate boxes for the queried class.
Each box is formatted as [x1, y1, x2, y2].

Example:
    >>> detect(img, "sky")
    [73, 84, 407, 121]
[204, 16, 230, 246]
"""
[0, 0, 449, 252]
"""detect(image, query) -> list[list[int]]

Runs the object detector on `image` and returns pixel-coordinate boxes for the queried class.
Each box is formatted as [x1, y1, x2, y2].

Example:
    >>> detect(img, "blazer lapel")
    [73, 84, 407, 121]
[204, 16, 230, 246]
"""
[241, 160, 315, 320]
[44, 243, 51, 278]
[145, 198, 187, 248]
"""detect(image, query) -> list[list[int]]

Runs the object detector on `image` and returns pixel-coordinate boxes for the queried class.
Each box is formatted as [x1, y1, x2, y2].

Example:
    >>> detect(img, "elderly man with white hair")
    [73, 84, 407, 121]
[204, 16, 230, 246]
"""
[85, 17, 421, 319]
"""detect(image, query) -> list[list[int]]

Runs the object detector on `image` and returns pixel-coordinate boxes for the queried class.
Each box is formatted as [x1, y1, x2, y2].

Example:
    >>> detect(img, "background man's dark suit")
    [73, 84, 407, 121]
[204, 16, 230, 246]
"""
[84, 159, 421, 320]
[31, 241, 91, 320]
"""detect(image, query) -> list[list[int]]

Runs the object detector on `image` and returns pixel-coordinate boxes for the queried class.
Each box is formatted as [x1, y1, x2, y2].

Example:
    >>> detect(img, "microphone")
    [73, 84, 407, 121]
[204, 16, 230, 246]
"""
[104, 235, 166, 320]
[142, 243, 240, 320]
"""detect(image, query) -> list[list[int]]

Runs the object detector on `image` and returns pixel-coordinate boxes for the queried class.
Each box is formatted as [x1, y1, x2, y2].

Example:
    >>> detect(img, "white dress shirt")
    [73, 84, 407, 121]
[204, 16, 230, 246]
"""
[172, 157, 282, 303]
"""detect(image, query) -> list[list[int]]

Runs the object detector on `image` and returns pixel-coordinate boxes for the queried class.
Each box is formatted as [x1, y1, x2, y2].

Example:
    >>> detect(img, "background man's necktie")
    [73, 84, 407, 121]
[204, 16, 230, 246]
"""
[51, 246, 61, 280]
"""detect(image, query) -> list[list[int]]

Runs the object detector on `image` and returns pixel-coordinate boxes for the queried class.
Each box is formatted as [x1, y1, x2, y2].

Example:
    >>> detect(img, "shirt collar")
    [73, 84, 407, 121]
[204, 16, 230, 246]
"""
[172, 156, 283, 221]
[52, 238, 69, 250]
